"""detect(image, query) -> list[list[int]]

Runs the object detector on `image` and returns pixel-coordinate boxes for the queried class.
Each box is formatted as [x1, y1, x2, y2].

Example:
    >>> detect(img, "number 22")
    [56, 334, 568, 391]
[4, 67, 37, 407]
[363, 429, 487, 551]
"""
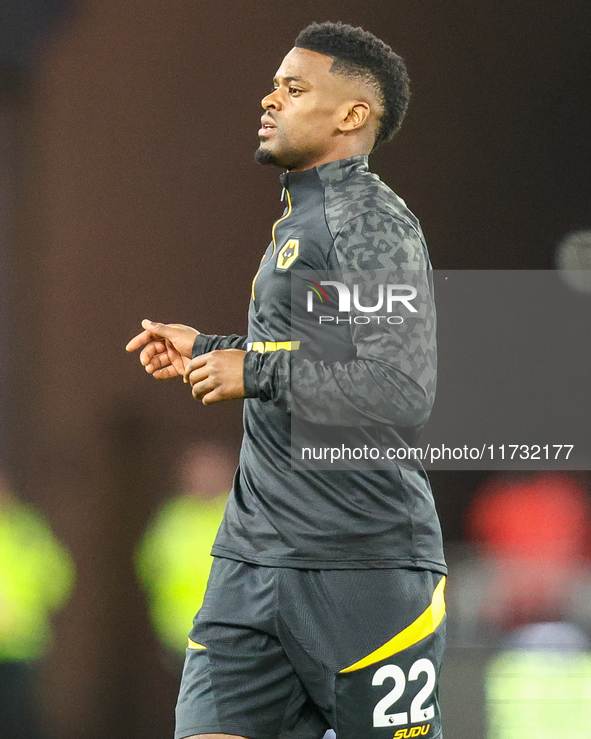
[372, 659, 436, 727]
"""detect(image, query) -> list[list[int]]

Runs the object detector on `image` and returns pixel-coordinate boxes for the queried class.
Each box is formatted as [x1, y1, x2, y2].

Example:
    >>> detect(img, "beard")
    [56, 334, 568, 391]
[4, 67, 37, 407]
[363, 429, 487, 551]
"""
[254, 134, 302, 169]
[254, 145, 302, 170]
[254, 144, 280, 166]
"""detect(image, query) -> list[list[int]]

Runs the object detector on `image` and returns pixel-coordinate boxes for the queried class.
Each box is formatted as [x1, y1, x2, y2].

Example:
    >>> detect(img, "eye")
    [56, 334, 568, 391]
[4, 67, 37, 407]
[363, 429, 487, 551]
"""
[288, 87, 302, 96]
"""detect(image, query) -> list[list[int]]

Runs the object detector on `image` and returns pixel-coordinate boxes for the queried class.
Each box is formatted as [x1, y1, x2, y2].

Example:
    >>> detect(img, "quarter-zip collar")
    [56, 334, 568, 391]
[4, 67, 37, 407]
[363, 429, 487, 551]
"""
[279, 155, 369, 200]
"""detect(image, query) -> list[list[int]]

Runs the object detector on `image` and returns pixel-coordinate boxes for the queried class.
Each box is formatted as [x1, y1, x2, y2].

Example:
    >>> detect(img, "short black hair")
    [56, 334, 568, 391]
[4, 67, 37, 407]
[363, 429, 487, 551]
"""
[295, 21, 410, 150]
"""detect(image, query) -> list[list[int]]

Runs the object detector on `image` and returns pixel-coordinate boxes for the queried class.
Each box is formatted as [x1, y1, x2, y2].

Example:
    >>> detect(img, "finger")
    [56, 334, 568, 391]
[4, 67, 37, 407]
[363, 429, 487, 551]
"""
[192, 378, 214, 400]
[187, 367, 210, 387]
[183, 354, 208, 383]
[169, 349, 189, 377]
[152, 365, 180, 380]
[126, 329, 154, 352]
[139, 341, 167, 367]
[144, 349, 174, 373]
[147, 346, 189, 376]
[141, 319, 177, 341]
[202, 388, 223, 405]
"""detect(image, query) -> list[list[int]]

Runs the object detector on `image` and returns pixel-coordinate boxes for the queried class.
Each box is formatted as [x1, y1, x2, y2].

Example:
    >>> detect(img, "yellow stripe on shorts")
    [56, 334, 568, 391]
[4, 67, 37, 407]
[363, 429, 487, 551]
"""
[339, 576, 446, 673]
[188, 638, 206, 650]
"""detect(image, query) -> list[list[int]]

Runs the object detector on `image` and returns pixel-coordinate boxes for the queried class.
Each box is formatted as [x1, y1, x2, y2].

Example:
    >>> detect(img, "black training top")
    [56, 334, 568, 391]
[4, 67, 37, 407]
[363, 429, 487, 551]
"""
[191, 155, 446, 573]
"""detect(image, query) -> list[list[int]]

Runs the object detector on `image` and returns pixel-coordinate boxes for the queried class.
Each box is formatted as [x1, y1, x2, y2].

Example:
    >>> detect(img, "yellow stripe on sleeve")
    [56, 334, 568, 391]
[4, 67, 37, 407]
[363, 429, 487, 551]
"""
[188, 638, 206, 650]
[339, 576, 446, 673]
[246, 341, 301, 353]
[277, 341, 300, 351]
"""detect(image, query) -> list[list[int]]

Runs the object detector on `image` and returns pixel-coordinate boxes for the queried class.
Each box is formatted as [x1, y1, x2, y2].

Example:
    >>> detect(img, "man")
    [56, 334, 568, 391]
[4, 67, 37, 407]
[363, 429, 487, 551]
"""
[127, 21, 446, 739]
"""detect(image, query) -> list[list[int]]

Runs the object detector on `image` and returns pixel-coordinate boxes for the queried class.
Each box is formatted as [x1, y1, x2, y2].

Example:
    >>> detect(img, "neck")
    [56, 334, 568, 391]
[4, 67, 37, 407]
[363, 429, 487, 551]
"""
[288, 140, 372, 172]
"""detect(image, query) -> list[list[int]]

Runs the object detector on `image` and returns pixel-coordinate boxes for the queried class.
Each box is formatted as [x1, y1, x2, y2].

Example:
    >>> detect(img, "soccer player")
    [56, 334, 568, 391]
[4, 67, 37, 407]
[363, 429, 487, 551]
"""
[126, 21, 446, 739]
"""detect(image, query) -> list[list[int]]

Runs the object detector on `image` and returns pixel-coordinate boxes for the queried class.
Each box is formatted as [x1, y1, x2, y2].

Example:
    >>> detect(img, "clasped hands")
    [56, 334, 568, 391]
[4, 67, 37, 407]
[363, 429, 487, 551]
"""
[125, 319, 246, 404]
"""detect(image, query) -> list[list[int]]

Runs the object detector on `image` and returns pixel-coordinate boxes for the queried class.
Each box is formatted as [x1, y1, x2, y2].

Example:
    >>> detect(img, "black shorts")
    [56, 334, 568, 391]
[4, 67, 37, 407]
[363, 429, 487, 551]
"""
[175, 557, 446, 739]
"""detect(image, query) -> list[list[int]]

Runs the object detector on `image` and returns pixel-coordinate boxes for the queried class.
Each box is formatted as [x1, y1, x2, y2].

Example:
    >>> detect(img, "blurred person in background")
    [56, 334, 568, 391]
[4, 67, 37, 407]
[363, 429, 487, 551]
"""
[136, 443, 234, 661]
[465, 472, 591, 631]
[137, 444, 335, 739]
[0, 474, 75, 739]
[459, 472, 591, 738]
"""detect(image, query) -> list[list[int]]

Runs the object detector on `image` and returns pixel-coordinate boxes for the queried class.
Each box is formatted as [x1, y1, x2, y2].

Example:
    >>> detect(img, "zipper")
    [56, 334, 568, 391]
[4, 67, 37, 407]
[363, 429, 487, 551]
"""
[250, 187, 293, 301]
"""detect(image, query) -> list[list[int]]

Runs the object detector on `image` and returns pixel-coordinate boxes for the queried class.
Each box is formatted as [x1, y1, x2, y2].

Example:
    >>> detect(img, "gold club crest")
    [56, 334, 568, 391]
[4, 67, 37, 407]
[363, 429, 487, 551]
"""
[276, 239, 299, 270]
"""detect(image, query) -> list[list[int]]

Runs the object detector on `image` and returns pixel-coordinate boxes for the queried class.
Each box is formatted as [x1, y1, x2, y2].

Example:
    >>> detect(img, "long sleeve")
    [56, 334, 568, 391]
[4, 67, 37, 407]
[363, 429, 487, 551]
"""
[192, 333, 248, 357]
[242, 211, 436, 428]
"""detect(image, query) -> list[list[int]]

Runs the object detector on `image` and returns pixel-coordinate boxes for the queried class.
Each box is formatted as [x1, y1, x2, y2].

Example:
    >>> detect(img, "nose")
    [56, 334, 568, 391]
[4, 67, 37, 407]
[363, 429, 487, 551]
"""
[261, 89, 281, 111]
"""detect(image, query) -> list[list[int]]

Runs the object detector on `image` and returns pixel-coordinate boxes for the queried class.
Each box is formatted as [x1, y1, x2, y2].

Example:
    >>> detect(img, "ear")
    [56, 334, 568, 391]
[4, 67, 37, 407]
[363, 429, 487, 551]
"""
[338, 101, 371, 133]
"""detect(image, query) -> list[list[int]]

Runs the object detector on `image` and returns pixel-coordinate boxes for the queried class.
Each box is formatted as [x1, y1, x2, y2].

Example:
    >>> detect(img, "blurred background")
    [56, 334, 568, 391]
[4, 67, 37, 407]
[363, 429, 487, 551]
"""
[1, 1, 590, 737]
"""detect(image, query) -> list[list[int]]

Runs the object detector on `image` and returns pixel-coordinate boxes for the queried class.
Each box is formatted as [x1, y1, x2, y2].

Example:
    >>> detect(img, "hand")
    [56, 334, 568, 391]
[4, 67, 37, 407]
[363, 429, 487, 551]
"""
[126, 319, 199, 379]
[183, 349, 246, 404]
